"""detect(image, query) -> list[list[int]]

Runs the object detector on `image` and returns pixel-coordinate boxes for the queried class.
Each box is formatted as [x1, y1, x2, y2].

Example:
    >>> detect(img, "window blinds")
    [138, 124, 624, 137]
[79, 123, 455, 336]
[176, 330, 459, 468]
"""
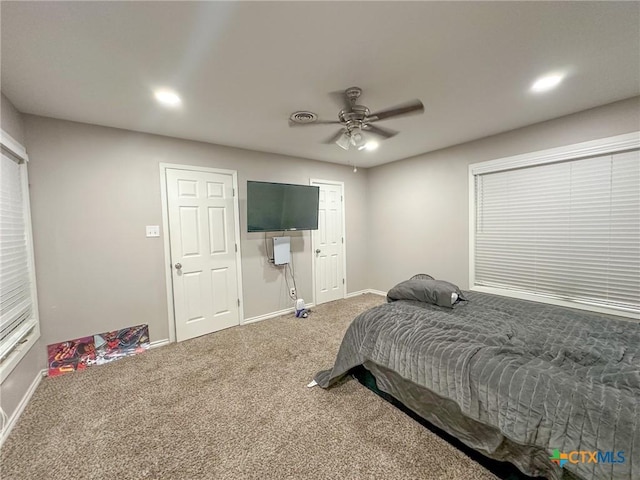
[0, 151, 36, 361]
[475, 150, 640, 314]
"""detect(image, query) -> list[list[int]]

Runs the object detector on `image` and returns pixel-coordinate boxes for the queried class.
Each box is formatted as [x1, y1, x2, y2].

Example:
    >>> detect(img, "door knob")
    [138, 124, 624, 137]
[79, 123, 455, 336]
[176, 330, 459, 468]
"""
[315, 249, 321, 254]
[174, 263, 182, 270]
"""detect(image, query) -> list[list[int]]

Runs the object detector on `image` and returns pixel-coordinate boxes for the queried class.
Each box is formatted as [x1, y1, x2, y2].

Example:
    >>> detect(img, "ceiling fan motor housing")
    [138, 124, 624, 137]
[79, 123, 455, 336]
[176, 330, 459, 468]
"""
[339, 105, 370, 129]
[345, 86, 362, 104]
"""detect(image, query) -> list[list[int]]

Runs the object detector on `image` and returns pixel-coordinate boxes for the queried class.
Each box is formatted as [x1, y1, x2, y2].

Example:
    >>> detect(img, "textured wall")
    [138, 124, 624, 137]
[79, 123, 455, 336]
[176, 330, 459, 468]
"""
[367, 97, 640, 292]
[22, 115, 369, 346]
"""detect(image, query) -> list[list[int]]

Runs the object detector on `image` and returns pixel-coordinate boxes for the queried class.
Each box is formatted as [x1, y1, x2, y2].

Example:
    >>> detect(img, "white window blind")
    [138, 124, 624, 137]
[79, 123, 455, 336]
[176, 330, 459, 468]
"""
[475, 149, 640, 314]
[0, 150, 36, 361]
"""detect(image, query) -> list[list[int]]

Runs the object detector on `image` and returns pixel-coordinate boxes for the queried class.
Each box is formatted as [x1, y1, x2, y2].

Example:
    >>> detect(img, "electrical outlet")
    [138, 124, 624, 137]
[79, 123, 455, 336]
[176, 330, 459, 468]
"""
[290, 287, 296, 297]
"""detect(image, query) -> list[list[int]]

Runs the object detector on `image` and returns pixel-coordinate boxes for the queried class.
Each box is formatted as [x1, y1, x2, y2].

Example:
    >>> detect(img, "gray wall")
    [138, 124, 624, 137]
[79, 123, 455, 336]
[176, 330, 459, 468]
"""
[367, 96, 640, 292]
[0, 93, 46, 421]
[1, 92, 25, 142]
[22, 115, 369, 347]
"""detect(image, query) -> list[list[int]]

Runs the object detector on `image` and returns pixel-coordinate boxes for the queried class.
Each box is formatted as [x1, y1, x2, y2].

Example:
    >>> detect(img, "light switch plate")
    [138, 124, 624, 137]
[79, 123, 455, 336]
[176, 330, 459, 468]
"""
[146, 225, 160, 237]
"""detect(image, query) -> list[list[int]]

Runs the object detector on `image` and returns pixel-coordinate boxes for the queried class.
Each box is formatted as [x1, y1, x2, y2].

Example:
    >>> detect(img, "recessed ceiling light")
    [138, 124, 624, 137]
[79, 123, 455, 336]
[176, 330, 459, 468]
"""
[364, 141, 379, 151]
[530, 74, 564, 93]
[154, 89, 182, 107]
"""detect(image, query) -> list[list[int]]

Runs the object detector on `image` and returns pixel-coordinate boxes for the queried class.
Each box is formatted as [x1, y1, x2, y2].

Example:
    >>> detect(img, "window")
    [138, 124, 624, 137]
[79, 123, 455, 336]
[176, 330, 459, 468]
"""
[470, 133, 640, 318]
[0, 131, 39, 382]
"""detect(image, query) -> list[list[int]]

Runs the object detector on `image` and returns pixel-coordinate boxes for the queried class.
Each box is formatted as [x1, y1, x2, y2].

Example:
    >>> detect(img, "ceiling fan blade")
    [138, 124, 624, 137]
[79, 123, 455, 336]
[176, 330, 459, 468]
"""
[368, 99, 424, 122]
[362, 124, 398, 139]
[288, 119, 341, 127]
[322, 129, 348, 145]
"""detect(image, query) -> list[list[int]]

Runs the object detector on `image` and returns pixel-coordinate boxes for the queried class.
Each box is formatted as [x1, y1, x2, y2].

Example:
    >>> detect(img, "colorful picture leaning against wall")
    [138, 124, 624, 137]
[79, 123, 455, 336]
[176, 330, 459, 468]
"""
[47, 336, 96, 377]
[93, 324, 150, 366]
[47, 324, 150, 377]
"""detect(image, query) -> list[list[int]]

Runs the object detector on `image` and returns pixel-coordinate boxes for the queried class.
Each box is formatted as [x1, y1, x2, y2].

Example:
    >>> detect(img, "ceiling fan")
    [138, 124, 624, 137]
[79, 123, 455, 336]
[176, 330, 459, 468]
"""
[289, 86, 424, 151]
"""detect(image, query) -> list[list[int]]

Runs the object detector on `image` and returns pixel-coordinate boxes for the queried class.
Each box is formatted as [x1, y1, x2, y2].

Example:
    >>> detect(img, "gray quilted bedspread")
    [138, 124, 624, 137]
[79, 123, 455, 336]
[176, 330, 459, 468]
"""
[315, 292, 640, 480]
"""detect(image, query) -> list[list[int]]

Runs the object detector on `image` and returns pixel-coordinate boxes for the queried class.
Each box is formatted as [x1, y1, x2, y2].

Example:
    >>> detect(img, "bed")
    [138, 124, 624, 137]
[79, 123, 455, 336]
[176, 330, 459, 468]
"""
[314, 285, 639, 480]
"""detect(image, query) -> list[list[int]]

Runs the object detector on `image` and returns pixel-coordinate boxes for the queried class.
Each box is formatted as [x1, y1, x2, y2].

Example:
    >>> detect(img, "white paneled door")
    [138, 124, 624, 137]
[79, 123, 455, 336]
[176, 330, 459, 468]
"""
[312, 181, 345, 305]
[166, 168, 240, 342]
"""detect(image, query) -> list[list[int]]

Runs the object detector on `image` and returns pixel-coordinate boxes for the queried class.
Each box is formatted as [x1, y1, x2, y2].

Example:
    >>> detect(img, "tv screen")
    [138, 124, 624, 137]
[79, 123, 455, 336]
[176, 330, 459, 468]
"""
[247, 181, 319, 232]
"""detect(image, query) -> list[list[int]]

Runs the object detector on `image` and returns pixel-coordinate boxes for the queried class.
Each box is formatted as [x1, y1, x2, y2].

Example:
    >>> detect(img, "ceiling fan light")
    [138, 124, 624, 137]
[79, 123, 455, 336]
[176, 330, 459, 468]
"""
[364, 141, 379, 151]
[335, 132, 350, 150]
[349, 128, 366, 149]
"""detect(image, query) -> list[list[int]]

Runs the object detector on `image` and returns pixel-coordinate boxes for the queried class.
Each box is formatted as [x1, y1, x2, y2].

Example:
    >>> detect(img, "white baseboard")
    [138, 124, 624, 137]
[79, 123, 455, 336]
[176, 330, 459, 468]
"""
[368, 289, 387, 297]
[346, 290, 368, 298]
[346, 289, 386, 298]
[0, 368, 46, 447]
[149, 339, 170, 349]
[243, 303, 316, 325]
[244, 290, 385, 324]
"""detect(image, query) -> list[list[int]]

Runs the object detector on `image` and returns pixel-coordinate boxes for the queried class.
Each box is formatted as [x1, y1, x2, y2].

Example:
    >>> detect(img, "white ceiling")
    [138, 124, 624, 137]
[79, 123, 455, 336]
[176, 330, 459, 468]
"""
[2, 2, 639, 168]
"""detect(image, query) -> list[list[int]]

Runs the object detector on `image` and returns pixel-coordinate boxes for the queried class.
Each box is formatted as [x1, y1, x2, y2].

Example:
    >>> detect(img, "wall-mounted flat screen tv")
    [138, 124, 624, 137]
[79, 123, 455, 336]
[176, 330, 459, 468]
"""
[247, 181, 319, 232]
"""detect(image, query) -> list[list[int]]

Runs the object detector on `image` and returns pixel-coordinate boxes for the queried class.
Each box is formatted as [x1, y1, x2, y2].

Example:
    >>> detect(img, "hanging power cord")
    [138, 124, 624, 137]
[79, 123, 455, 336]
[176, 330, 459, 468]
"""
[264, 232, 274, 263]
[284, 266, 296, 301]
[286, 237, 298, 300]
[285, 263, 297, 301]
[287, 262, 298, 299]
[287, 251, 310, 317]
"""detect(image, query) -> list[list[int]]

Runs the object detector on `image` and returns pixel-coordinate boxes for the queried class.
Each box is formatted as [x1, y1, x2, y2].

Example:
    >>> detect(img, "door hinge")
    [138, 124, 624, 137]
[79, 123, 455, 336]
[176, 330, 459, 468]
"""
[342, 278, 345, 284]
[341, 195, 343, 201]
[237, 299, 240, 307]
[342, 237, 344, 244]
[235, 243, 238, 252]
[232, 188, 235, 197]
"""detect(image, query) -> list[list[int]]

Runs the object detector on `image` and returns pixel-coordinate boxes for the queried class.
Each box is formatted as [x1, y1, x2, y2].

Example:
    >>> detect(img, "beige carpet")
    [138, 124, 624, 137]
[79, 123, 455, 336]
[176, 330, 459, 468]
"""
[1, 294, 497, 480]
